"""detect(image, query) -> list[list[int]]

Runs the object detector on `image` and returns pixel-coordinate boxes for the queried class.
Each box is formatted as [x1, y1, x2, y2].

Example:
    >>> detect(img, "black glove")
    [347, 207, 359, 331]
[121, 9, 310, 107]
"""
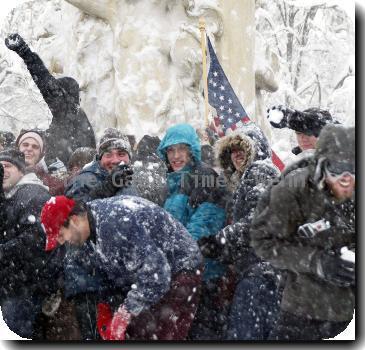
[90, 164, 134, 199]
[315, 251, 355, 287]
[197, 235, 222, 260]
[5, 33, 30, 57]
[108, 164, 134, 188]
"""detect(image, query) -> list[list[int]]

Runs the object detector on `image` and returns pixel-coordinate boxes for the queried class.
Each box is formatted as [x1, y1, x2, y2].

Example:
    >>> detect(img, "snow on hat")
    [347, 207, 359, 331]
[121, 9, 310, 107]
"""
[41, 196, 76, 251]
[0, 148, 26, 173]
[313, 124, 354, 186]
[315, 124, 355, 163]
[16, 130, 45, 154]
[98, 128, 131, 157]
[288, 108, 333, 137]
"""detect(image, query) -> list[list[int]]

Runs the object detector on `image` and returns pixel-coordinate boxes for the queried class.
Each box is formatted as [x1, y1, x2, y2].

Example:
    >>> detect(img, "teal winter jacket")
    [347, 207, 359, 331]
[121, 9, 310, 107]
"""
[158, 124, 227, 280]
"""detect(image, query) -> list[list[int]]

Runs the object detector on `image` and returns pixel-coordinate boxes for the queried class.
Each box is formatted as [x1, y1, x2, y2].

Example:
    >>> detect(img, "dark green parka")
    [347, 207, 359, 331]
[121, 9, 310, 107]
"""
[250, 125, 355, 322]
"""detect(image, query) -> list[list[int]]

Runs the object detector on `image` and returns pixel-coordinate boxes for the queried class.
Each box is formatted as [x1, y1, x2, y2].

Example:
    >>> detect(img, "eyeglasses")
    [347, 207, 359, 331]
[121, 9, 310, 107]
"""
[325, 161, 355, 179]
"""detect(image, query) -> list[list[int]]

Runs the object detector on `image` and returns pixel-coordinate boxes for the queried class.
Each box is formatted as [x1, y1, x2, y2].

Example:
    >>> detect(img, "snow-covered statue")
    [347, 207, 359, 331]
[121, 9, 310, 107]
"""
[1, 0, 257, 140]
[62, 0, 222, 137]
[254, 34, 280, 142]
[63, 0, 256, 138]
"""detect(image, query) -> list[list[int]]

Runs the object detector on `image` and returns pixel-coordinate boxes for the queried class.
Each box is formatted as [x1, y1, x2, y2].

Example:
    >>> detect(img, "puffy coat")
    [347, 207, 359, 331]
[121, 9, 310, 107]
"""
[0, 173, 60, 336]
[0, 173, 53, 297]
[16, 46, 96, 165]
[157, 124, 226, 281]
[64, 196, 202, 315]
[213, 125, 280, 277]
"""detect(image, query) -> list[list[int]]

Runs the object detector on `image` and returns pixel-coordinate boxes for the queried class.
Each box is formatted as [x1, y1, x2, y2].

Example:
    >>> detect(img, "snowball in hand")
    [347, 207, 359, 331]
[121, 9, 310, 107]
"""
[268, 109, 285, 124]
[8, 37, 19, 46]
[267, 107, 288, 128]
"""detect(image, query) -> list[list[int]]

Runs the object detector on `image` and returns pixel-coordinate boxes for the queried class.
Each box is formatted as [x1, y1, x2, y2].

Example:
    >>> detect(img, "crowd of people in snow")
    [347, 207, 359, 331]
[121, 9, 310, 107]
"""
[0, 33, 355, 341]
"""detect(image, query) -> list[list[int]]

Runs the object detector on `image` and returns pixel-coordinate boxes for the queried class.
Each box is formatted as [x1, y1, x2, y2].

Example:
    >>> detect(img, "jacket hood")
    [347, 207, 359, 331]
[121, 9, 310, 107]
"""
[5, 172, 49, 198]
[57, 77, 80, 102]
[313, 124, 355, 189]
[157, 123, 201, 163]
[215, 131, 254, 175]
[216, 125, 271, 174]
[315, 124, 355, 163]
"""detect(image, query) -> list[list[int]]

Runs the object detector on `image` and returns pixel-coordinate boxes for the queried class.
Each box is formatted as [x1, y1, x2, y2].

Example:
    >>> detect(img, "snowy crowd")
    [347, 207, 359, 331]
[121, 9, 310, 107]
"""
[0, 33, 355, 341]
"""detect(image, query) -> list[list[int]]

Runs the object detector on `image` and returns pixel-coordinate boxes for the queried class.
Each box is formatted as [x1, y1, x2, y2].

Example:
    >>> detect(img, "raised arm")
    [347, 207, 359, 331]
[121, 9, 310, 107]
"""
[5, 33, 66, 116]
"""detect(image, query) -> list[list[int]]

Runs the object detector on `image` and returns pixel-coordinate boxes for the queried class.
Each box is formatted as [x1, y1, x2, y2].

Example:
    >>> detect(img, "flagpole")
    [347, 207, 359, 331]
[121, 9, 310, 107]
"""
[199, 17, 209, 128]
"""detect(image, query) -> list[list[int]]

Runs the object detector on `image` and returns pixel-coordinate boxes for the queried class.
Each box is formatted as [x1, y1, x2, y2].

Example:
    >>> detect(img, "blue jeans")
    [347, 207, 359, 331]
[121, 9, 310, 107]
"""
[226, 274, 281, 340]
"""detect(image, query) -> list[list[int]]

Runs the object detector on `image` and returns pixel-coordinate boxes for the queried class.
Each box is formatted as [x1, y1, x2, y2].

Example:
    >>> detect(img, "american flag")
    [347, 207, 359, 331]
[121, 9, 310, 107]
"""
[206, 36, 285, 171]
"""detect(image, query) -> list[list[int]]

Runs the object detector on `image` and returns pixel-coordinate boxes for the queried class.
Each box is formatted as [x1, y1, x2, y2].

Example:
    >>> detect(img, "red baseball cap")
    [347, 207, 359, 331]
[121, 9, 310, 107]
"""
[41, 196, 76, 251]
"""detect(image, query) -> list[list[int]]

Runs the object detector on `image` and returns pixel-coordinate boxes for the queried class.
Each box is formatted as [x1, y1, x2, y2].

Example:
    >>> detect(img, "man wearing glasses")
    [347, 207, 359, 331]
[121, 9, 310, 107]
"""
[251, 124, 355, 340]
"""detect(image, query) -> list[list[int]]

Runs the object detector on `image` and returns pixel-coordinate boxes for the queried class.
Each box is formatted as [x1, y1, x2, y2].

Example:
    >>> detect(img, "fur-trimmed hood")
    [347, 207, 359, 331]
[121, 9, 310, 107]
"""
[215, 125, 271, 182]
[216, 131, 255, 175]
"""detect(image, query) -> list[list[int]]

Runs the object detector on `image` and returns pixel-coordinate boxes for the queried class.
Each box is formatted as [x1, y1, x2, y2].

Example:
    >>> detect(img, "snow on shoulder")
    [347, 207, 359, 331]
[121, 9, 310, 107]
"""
[114, 195, 156, 212]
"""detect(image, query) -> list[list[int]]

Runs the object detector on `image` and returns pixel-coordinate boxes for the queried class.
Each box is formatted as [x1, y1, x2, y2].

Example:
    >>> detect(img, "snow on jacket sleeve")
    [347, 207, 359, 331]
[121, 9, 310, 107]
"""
[18, 47, 74, 120]
[102, 217, 172, 316]
[217, 162, 279, 263]
[250, 174, 320, 275]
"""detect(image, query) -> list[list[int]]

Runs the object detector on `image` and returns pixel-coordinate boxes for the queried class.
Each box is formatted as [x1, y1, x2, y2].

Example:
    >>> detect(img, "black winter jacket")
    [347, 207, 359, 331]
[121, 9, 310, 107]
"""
[210, 127, 280, 277]
[0, 173, 58, 300]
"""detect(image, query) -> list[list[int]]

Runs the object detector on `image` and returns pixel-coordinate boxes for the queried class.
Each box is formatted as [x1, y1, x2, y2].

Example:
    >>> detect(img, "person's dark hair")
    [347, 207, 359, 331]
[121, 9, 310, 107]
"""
[63, 200, 88, 228]
[67, 147, 97, 171]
